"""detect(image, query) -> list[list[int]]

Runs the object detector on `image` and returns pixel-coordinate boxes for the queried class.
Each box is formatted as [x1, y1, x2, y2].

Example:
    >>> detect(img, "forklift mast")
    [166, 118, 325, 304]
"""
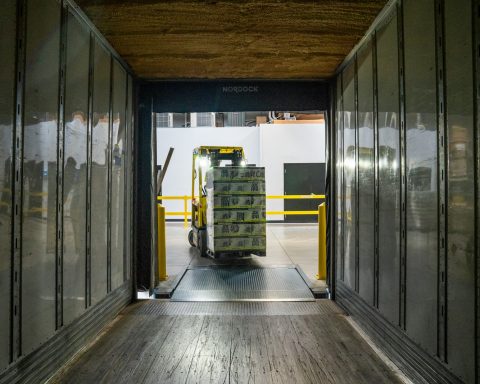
[191, 146, 245, 224]
[189, 146, 246, 255]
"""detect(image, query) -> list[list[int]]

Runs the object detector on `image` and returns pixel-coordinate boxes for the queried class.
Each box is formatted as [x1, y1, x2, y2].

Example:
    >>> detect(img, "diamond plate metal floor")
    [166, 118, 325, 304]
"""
[170, 266, 315, 302]
[130, 300, 340, 316]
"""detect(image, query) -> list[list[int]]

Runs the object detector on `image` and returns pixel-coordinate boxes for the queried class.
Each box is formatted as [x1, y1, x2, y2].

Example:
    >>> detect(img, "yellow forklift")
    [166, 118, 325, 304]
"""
[188, 146, 246, 257]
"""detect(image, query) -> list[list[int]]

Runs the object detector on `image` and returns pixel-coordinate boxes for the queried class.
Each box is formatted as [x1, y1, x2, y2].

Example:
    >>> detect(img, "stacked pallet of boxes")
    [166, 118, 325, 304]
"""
[205, 166, 266, 255]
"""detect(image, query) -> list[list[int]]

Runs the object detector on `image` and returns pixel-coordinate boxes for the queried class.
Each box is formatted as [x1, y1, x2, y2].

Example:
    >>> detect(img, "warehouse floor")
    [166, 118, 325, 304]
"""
[159, 222, 327, 296]
[52, 300, 404, 384]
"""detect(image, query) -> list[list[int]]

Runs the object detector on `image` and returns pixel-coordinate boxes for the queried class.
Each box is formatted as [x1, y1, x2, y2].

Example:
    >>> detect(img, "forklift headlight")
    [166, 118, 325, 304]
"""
[199, 156, 210, 169]
[240, 159, 247, 167]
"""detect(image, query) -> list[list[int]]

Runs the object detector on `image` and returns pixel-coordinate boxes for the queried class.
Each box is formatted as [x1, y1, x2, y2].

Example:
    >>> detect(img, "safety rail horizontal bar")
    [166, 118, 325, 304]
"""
[266, 210, 318, 215]
[157, 194, 325, 200]
[158, 194, 325, 227]
[266, 195, 325, 199]
[165, 212, 193, 216]
[161, 210, 318, 216]
[156, 200, 328, 282]
[157, 195, 191, 200]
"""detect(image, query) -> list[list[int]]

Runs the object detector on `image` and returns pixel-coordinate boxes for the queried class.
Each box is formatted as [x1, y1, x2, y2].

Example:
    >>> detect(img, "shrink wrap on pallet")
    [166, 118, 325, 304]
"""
[208, 194, 266, 209]
[207, 236, 267, 252]
[205, 166, 266, 255]
[210, 181, 266, 194]
[207, 166, 265, 182]
[206, 208, 266, 224]
[208, 223, 266, 237]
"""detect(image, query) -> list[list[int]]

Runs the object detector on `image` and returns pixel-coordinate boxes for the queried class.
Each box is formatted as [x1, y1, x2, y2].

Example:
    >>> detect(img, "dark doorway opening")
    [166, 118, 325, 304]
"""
[284, 163, 325, 223]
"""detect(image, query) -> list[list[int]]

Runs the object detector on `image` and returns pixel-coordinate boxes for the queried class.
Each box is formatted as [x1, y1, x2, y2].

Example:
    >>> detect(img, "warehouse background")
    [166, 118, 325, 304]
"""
[157, 120, 325, 221]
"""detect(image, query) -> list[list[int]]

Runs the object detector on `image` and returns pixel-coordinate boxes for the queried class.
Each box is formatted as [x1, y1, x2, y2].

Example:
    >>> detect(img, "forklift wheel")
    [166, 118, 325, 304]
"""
[188, 230, 195, 247]
[198, 230, 207, 257]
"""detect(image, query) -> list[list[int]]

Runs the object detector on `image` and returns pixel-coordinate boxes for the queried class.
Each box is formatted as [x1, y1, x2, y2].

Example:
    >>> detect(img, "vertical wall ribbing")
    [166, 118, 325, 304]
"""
[55, 1, 68, 329]
[340, 73, 345, 282]
[435, 0, 447, 362]
[12, 0, 27, 360]
[397, 0, 407, 330]
[129, 76, 135, 293]
[329, 81, 337, 299]
[354, 55, 360, 293]
[372, 31, 380, 308]
[473, 0, 480, 379]
[85, 32, 95, 308]
[107, 56, 113, 293]
[131, 77, 137, 296]
[123, 71, 129, 283]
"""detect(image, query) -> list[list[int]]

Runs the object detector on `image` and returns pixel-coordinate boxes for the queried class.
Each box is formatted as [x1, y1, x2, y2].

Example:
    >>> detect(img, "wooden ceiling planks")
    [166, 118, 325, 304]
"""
[76, 0, 388, 79]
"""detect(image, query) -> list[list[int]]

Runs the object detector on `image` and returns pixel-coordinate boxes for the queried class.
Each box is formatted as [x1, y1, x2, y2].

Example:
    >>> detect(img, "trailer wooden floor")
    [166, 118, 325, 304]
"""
[52, 300, 403, 384]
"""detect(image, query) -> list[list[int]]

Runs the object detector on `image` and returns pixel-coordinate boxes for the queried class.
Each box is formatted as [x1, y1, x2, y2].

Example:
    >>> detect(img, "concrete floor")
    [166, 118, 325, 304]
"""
[158, 222, 327, 296]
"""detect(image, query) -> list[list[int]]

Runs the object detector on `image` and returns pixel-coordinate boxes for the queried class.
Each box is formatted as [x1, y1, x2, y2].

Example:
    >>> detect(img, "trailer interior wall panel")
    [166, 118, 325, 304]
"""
[0, 0, 16, 372]
[334, 1, 479, 382]
[342, 62, 357, 291]
[125, 75, 134, 282]
[335, 75, 344, 283]
[445, 0, 475, 381]
[90, 39, 111, 304]
[356, 40, 375, 305]
[0, 0, 134, 382]
[375, 9, 401, 327]
[403, 0, 438, 357]
[111, 61, 127, 291]
[63, 6, 90, 326]
[22, 0, 61, 355]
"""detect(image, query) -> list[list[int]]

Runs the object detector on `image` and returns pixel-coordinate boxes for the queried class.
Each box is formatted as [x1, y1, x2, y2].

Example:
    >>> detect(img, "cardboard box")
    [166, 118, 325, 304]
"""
[209, 194, 266, 209]
[210, 181, 266, 195]
[207, 236, 267, 252]
[206, 208, 266, 224]
[206, 167, 265, 182]
[208, 223, 266, 237]
[204, 165, 266, 254]
[256, 116, 268, 125]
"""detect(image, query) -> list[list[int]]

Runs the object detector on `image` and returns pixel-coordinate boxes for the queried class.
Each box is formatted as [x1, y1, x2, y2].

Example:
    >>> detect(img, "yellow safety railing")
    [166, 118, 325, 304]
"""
[264, 195, 325, 216]
[157, 204, 168, 281]
[156, 194, 325, 228]
[157, 195, 192, 228]
[317, 203, 327, 281]
[156, 195, 327, 283]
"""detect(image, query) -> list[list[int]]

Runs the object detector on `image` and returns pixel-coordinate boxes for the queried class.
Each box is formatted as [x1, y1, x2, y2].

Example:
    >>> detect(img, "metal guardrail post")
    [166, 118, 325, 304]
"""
[183, 195, 188, 228]
[316, 203, 327, 280]
[157, 204, 168, 281]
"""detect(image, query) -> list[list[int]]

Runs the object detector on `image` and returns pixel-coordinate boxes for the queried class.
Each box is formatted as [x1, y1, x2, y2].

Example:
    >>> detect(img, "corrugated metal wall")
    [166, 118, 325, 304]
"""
[0, 0, 134, 379]
[333, 0, 478, 382]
